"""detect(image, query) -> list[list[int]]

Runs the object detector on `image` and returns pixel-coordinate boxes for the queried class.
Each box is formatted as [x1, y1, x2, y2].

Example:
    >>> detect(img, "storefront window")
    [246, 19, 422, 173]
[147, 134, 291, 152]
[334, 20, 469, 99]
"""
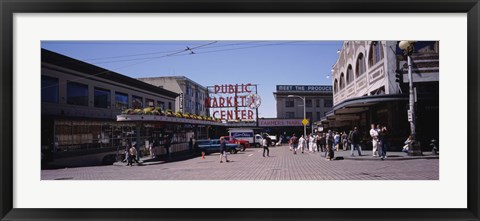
[41, 76, 58, 103]
[94, 87, 110, 108]
[67, 81, 88, 106]
[115, 92, 128, 110]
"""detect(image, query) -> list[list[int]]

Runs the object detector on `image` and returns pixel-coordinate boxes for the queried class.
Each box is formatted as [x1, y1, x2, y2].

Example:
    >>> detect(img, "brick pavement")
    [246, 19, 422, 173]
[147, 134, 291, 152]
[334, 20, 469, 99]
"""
[41, 144, 439, 180]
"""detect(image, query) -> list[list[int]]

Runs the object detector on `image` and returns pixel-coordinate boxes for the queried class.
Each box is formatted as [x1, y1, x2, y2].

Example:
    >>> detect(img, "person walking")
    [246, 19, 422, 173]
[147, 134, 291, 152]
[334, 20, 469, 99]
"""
[164, 134, 172, 159]
[342, 131, 348, 151]
[350, 127, 362, 157]
[127, 143, 139, 167]
[262, 135, 270, 157]
[378, 125, 388, 160]
[309, 134, 317, 152]
[369, 123, 379, 157]
[299, 135, 306, 154]
[290, 133, 299, 154]
[326, 130, 335, 160]
[219, 136, 230, 163]
[315, 133, 322, 152]
[319, 133, 326, 153]
[334, 132, 340, 151]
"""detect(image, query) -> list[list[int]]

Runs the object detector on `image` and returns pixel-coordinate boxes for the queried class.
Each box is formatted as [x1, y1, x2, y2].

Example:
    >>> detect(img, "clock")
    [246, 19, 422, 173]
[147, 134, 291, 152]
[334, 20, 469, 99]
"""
[246, 93, 261, 109]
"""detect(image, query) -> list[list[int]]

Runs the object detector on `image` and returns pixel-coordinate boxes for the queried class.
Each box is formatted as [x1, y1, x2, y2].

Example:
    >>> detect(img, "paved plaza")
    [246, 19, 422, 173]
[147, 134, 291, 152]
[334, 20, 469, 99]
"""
[41, 144, 439, 180]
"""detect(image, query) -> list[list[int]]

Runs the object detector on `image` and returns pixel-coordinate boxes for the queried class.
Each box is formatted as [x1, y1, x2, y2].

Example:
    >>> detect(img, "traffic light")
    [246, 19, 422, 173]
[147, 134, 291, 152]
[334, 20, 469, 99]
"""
[395, 69, 403, 83]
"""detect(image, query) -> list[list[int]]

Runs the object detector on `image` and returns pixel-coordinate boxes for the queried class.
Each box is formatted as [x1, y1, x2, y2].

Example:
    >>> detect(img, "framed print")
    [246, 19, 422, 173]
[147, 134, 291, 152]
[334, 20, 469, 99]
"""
[1, 0, 479, 220]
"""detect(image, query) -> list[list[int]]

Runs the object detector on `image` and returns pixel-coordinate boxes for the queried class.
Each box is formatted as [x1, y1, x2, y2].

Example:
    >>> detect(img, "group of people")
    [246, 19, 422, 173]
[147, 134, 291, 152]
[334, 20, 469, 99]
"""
[285, 122, 394, 161]
[369, 123, 388, 160]
[124, 135, 172, 167]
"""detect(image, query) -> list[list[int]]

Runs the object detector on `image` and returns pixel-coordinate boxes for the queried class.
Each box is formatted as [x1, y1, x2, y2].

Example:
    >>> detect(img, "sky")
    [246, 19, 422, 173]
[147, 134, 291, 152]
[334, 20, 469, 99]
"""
[41, 41, 343, 118]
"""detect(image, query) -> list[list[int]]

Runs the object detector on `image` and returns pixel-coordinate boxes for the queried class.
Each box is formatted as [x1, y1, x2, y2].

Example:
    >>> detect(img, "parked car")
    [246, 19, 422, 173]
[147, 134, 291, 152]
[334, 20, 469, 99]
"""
[223, 136, 250, 151]
[196, 139, 241, 154]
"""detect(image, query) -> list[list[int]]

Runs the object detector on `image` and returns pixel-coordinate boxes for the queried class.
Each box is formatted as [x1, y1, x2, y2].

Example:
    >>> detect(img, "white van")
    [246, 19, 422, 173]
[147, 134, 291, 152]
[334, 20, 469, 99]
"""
[228, 128, 261, 147]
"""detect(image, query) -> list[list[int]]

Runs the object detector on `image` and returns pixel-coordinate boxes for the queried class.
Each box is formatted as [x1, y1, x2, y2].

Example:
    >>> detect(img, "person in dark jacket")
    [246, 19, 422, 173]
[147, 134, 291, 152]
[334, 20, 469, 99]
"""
[350, 127, 362, 157]
[219, 137, 230, 163]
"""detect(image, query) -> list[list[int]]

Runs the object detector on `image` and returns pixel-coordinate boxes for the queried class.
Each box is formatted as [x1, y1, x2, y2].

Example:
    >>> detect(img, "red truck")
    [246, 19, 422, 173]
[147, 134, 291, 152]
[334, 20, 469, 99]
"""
[223, 136, 250, 151]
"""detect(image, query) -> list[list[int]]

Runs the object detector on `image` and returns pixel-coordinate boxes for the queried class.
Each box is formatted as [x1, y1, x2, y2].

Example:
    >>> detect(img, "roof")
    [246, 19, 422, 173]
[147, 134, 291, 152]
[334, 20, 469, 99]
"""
[41, 49, 179, 98]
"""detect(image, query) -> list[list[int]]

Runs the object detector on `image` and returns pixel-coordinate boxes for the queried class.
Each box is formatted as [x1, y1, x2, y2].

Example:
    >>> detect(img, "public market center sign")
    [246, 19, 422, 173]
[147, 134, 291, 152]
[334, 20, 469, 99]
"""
[205, 84, 259, 121]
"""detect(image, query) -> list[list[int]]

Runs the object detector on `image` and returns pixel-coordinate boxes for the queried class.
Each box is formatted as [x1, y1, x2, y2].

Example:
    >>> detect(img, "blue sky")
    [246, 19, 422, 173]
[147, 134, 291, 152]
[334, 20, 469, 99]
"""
[41, 41, 343, 118]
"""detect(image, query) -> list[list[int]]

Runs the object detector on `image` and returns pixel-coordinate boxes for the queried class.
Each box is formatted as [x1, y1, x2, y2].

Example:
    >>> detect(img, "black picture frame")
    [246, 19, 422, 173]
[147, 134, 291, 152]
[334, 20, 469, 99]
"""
[1, 0, 479, 220]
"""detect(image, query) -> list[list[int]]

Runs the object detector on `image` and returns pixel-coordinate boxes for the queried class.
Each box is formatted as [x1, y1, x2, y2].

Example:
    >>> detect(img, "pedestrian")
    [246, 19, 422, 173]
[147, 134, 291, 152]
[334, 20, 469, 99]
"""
[316, 133, 322, 152]
[219, 136, 230, 163]
[299, 135, 306, 154]
[290, 133, 299, 154]
[326, 130, 335, 160]
[309, 134, 317, 152]
[334, 132, 340, 151]
[128, 143, 139, 166]
[350, 127, 362, 156]
[369, 123, 379, 157]
[320, 133, 326, 152]
[124, 140, 131, 165]
[262, 135, 270, 157]
[378, 125, 388, 160]
[342, 131, 348, 151]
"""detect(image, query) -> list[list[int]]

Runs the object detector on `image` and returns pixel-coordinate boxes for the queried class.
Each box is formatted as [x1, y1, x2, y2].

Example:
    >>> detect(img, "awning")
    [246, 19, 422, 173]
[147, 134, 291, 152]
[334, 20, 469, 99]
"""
[321, 94, 408, 124]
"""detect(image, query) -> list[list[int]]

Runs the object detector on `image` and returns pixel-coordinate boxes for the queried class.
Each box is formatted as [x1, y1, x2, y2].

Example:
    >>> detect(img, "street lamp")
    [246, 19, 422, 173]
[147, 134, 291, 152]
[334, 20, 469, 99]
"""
[399, 41, 421, 156]
[288, 95, 307, 139]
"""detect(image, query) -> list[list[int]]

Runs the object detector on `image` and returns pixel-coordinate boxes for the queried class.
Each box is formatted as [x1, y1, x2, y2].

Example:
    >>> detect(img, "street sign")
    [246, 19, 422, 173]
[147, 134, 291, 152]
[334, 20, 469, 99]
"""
[302, 118, 309, 126]
[407, 110, 413, 122]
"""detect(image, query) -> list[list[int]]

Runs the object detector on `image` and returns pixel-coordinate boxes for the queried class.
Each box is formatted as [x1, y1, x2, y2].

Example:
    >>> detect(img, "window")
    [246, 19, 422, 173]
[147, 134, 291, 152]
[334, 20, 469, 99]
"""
[334, 79, 339, 93]
[346, 65, 354, 85]
[94, 87, 110, 108]
[168, 102, 172, 110]
[157, 101, 165, 110]
[41, 76, 58, 103]
[324, 99, 333, 107]
[306, 112, 312, 120]
[186, 86, 191, 96]
[339, 73, 345, 90]
[146, 98, 155, 108]
[306, 99, 312, 108]
[115, 92, 128, 110]
[286, 112, 295, 118]
[67, 81, 88, 106]
[316, 99, 320, 108]
[356, 53, 366, 77]
[285, 99, 295, 108]
[316, 112, 321, 121]
[132, 96, 143, 109]
[368, 41, 384, 66]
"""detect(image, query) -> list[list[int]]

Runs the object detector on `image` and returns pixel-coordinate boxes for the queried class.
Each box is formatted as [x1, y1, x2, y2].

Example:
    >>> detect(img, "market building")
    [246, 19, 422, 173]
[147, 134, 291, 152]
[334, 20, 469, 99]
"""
[41, 49, 215, 167]
[273, 85, 334, 135]
[321, 41, 439, 150]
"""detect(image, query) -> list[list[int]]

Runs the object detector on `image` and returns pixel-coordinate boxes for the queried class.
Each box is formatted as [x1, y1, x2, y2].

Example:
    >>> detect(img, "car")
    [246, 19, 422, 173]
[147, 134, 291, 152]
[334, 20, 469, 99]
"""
[223, 136, 250, 151]
[196, 139, 241, 154]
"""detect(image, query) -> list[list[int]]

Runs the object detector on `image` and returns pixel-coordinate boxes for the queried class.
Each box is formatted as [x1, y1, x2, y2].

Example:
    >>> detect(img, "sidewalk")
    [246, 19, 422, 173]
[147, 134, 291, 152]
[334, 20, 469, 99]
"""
[323, 148, 439, 161]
